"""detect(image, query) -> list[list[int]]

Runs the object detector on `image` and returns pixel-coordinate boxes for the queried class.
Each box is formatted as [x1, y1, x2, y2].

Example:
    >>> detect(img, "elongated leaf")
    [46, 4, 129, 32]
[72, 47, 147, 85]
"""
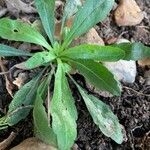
[61, 44, 125, 61]
[51, 63, 77, 150]
[33, 77, 57, 147]
[25, 51, 56, 69]
[67, 59, 121, 96]
[6, 72, 43, 126]
[0, 44, 32, 57]
[113, 42, 150, 60]
[70, 77, 123, 144]
[61, 0, 81, 30]
[35, 0, 55, 45]
[62, 0, 114, 48]
[34, 92, 57, 147]
[0, 18, 51, 50]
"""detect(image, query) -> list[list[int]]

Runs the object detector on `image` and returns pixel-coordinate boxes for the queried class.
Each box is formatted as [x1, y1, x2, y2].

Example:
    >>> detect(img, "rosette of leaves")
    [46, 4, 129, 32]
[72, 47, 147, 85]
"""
[0, 0, 150, 149]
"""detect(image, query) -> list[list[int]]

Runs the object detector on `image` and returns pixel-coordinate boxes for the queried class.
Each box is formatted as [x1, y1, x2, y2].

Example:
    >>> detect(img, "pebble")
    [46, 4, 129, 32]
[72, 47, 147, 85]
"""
[10, 137, 57, 150]
[138, 58, 150, 67]
[114, 0, 144, 26]
[71, 28, 104, 46]
[144, 70, 150, 86]
[5, 0, 36, 16]
[13, 72, 29, 89]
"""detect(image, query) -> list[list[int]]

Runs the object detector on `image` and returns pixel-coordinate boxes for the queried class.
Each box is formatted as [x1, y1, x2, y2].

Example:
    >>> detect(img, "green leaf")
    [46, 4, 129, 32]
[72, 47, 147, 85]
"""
[51, 62, 77, 150]
[67, 59, 121, 96]
[6, 72, 43, 126]
[0, 18, 51, 50]
[35, 0, 55, 45]
[0, 44, 32, 57]
[113, 42, 150, 61]
[62, 63, 72, 73]
[61, 44, 125, 61]
[70, 77, 123, 144]
[33, 77, 57, 147]
[61, 0, 81, 30]
[62, 0, 114, 48]
[25, 51, 56, 69]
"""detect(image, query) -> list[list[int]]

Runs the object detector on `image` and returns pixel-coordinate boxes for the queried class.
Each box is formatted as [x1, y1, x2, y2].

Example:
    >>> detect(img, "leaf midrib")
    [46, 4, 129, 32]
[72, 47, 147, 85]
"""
[63, 47, 124, 60]
[70, 59, 118, 94]
[42, 2, 54, 45]
[64, 0, 105, 45]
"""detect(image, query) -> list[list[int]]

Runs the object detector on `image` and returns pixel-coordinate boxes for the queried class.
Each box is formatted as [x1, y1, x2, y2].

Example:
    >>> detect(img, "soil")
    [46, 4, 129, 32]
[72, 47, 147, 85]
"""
[0, 0, 150, 150]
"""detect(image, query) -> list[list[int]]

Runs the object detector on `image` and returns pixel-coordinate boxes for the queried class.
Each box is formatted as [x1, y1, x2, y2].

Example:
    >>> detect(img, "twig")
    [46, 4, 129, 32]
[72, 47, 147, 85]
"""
[0, 57, 14, 97]
[47, 64, 55, 127]
[47, 86, 51, 127]
[130, 125, 143, 150]
[131, 125, 143, 132]
[137, 25, 150, 30]
[0, 70, 10, 75]
[0, 132, 16, 150]
[123, 86, 150, 97]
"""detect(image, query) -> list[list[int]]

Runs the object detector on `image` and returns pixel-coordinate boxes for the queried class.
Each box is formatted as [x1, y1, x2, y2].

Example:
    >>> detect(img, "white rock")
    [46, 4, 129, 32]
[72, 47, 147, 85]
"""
[104, 60, 137, 83]
[104, 39, 137, 83]
[114, 0, 144, 26]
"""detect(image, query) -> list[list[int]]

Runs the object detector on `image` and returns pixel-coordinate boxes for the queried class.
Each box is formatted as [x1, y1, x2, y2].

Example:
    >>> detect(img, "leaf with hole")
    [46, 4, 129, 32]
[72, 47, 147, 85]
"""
[0, 18, 51, 50]
[51, 63, 77, 150]
[25, 51, 56, 69]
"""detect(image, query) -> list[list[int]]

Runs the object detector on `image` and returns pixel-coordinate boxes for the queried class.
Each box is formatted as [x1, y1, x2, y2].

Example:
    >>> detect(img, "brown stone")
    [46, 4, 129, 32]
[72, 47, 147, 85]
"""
[114, 0, 144, 26]
[71, 28, 104, 46]
[138, 58, 150, 67]
[10, 137, 57, 150]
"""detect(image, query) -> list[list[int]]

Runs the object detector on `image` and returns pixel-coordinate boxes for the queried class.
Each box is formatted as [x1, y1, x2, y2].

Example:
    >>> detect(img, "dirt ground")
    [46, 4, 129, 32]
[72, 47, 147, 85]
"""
[0, 0, 150, 149]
